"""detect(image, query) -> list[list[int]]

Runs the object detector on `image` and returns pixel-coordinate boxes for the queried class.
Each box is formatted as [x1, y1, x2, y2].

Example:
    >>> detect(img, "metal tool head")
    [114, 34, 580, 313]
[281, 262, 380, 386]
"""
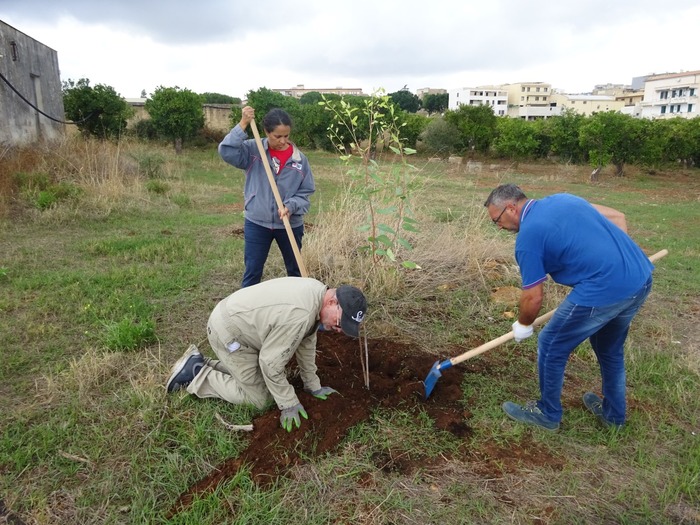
[423, 359, 453, 399]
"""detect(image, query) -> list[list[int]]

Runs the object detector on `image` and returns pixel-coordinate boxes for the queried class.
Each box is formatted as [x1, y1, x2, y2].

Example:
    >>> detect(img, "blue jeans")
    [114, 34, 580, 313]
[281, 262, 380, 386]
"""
[242, 219, 304, 288]
[536, 277, 652, 424]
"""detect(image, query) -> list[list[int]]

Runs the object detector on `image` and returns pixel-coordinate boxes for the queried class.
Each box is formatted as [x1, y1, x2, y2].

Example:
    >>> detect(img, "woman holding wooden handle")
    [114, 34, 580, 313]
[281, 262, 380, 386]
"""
[219, 106, 315, 287]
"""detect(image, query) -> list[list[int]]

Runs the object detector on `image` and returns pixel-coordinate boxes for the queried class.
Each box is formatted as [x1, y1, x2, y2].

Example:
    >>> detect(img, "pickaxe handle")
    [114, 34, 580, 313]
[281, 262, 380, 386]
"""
[447, 248, 668, 368]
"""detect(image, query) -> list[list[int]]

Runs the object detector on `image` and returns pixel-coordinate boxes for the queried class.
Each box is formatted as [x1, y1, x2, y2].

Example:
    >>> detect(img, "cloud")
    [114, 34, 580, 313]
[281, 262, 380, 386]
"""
[2, 0, 699, 98]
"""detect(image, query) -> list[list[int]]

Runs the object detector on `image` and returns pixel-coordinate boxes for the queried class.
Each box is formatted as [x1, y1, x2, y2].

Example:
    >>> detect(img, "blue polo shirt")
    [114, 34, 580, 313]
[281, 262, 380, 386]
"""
[515, 194, 653, 306]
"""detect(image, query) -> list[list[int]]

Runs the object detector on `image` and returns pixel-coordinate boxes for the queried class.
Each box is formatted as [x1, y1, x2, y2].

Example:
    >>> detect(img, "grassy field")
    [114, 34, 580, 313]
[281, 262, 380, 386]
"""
[1, 138, 699, 524]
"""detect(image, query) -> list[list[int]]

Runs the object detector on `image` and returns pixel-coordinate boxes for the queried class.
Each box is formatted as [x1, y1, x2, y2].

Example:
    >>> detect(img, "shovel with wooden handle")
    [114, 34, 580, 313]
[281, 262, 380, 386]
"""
[423, 248, 668, 399]
[249, 118, 308, 278]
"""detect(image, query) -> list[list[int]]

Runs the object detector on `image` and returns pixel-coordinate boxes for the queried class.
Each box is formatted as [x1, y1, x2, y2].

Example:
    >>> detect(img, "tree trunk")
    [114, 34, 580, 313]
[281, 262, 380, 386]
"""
[590, 165, 602, 182]
[614, 161, 624, 177]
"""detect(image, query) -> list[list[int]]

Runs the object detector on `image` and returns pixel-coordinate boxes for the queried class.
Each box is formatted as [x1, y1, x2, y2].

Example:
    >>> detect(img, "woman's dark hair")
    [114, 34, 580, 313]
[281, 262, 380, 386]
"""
[262, 108, 293, 133]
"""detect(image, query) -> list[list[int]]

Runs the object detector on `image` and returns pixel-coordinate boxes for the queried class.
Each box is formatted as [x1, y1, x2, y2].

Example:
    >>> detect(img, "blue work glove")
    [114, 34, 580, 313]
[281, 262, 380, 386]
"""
[280, 403, 308, 432]
[306, 386, 338, 400]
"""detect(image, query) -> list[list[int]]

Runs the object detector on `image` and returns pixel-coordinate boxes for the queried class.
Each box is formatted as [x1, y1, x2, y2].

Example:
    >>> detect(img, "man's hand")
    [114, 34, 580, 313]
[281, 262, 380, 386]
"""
[512, 321, 534, 343]
[280, 403, 308, 432]
[306, 386, 338, 400]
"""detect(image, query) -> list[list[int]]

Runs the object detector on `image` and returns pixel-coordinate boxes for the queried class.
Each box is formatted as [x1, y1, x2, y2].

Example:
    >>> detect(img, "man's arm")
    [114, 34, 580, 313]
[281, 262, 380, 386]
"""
[591, 203, 627, 233]
[518, 283, 544, 326]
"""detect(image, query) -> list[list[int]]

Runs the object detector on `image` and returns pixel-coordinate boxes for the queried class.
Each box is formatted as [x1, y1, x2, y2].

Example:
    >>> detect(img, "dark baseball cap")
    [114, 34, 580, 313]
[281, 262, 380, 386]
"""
[336, 285, 367, 338]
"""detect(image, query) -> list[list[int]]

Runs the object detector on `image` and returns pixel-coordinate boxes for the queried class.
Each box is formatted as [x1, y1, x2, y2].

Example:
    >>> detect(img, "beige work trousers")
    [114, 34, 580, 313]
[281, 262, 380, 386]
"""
[186, 316, 272, 409]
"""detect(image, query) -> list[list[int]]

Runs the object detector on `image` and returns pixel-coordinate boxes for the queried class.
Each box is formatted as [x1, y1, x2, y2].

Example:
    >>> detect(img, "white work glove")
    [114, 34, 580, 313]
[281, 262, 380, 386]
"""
[512, 321, 534, 343]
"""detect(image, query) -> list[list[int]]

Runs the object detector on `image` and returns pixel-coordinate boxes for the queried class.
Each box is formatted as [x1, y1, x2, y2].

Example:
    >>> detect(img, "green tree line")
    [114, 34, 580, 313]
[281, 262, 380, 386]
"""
[63, 80, 700, 172]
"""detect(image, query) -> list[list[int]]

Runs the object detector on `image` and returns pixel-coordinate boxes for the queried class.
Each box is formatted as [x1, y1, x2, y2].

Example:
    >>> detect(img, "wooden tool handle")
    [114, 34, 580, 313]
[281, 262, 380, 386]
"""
[449, 248, 668, 367]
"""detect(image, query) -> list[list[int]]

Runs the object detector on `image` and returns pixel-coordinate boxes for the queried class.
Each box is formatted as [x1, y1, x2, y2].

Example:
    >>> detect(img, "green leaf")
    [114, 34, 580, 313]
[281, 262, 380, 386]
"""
[402, 261, 421, 269]
[375, 234, 392, 247]
[377, 223, 396, 235]
[377, 206, 398, 214]
[357, 224, 371, 232]
[402, 223, 420, 232]
[386, 248, 396, 261]
[397, 237, 413, 250]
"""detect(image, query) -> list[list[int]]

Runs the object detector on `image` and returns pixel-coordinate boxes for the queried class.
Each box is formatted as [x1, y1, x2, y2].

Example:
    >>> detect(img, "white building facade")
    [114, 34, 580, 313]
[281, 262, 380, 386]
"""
[448, 87, 508, 115]
[639, 71, 699, 119]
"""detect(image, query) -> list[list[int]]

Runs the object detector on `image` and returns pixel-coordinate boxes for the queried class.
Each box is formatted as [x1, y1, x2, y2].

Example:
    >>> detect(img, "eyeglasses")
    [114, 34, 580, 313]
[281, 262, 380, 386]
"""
[333, 305, 343, 330]
[334, 302, 342, 331]
[492, 205, 508, 225]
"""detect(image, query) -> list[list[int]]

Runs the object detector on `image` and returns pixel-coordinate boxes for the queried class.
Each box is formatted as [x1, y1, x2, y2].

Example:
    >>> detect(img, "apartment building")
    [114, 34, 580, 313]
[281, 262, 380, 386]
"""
[638, 70, 699, 119]
[503, 82, 560, 119]
[271, 84, 365, 98]
[447, 86, 508, 115]
[549, 93, 625, 116]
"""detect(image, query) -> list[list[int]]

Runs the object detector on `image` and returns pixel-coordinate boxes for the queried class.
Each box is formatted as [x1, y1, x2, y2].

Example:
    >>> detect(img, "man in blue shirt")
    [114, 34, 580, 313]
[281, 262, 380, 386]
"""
[485, 184, 654, 430]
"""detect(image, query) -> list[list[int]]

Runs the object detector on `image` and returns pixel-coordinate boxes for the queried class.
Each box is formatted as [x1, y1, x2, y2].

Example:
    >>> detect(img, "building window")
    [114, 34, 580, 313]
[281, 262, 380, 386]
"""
[10, 41, 19, 61]
[689, 104, 694, 112]
[660, 91, 668, 100]
[690, 88, 696, 96]
[669, 105, 674, 113]
[661, 106, 666, 114]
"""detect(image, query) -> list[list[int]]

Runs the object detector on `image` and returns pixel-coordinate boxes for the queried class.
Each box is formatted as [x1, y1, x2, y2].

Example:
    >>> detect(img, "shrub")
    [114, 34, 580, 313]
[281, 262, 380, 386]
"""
[133, 119, 160, 141]
[145, 180, 169, 194]
[418, 118, 459, 158]
[130, 152, 166, 179]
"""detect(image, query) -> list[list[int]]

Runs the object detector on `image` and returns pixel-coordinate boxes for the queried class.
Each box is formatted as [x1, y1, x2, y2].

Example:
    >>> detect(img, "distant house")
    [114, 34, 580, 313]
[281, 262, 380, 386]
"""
[125, 98, 234, 132]
[271, 84, 365, 98]
[639, 70, 700, 119]
[448, 86, 508, 116]
[550, 93, 625, 116]
[0, 20, 65, 145]
[448, 82, 558, 119]
[416, 87, 447, 99]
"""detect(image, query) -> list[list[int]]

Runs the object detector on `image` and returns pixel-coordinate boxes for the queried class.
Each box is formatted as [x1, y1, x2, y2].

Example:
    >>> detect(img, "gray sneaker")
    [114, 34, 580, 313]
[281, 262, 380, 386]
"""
[582, 392, 623, 429]
[166, 345, 204, 393]
[502, 400, 560, 431]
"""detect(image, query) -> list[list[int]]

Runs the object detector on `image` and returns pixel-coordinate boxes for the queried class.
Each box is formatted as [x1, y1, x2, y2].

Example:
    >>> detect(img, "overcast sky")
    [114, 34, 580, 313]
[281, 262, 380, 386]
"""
[2, 0, 699, 100]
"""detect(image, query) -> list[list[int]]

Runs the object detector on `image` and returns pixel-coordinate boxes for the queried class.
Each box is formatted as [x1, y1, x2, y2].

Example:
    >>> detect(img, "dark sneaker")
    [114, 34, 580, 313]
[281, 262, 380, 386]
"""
[502, 400, 560, 431]
[582, 392, 623, 430]
[166, 345, 204, 393]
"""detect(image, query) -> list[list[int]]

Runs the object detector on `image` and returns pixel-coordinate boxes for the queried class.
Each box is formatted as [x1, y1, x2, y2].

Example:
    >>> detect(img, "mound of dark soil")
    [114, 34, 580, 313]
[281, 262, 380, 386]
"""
[170, 331, 471, 514]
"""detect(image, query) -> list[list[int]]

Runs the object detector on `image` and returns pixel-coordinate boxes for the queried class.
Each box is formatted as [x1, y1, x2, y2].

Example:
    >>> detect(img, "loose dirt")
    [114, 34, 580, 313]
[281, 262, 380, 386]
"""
[171, 332, 562, 515]
[170, 331, 478, 515]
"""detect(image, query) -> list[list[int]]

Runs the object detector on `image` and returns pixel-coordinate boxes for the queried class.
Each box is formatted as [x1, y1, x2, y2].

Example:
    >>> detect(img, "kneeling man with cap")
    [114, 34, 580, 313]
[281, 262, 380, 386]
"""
[166, 277, 367, 431]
